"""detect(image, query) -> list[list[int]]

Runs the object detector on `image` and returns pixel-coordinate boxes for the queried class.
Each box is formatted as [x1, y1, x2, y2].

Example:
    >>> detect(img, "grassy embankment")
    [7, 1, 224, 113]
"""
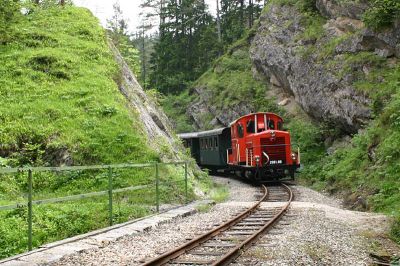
[0, 5, 199, 259]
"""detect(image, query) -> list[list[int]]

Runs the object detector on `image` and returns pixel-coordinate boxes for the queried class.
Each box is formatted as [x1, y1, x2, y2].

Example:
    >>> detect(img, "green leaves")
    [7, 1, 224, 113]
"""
[363, 0, 400, 30]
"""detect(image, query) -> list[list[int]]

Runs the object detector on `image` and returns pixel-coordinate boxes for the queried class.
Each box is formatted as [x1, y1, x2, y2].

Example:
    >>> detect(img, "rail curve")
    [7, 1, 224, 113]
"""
[142, 183, 293, 266]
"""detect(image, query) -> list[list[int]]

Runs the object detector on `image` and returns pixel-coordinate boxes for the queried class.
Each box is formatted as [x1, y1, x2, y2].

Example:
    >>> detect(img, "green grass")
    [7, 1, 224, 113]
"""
[209, 183, 229, 203]
[161, 90, 197, 133]
[299, 60, 400, 244]
[0, 6, 159, 166]
[0, 5, 201, 259]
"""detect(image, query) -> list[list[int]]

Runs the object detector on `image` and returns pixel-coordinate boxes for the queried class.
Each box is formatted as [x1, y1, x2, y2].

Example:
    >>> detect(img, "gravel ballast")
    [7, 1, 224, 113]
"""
[46, 177, 398, 266]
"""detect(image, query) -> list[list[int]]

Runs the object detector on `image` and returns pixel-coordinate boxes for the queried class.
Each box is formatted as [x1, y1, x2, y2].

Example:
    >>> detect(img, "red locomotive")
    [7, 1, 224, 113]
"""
[179, 112, 300, 181]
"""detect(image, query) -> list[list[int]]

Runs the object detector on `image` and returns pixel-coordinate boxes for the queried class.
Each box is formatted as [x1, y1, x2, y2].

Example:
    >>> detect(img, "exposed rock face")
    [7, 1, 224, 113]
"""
[186, 86, 253, 130]
[250, 1, 400, 134]
[109, 42, 182, 159]
[316, 0, 369, 20]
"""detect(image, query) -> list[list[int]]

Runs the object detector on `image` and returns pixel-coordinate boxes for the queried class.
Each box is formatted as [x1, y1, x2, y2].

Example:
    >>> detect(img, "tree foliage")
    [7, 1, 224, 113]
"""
[148, 0, 264, 94]
[149, 0, 220, 94]
[107, 2, 141, 77]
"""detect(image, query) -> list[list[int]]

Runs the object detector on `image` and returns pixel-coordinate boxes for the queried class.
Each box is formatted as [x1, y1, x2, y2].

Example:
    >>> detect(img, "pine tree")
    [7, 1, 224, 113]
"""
[149, 0, 220, 94]
[107, 1, 141, 77]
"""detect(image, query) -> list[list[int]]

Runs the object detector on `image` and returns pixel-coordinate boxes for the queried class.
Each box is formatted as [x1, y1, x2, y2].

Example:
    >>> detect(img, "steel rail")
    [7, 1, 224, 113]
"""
[141, 185, 269, 266]
[212, 183, 293, 266]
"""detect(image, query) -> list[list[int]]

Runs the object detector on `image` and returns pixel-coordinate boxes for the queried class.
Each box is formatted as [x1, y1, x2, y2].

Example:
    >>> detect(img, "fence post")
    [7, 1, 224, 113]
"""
[27, 169, 33, 251]
[184, 162, 188, 204]
[108, 167, 113, 226]
[155, 163, 159, 213]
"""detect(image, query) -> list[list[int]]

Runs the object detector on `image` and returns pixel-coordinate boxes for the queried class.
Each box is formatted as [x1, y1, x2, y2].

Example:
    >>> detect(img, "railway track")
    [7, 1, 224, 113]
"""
[142, 183, 293, 266]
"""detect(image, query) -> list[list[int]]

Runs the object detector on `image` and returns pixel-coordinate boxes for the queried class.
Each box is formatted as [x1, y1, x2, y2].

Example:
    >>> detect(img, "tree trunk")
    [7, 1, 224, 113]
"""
[239, 0, 244, 27]
[216, 0, 221, 43]
[142, 26, 147, 90]
[60, 0, 65, 6]
[249, 0, 253, 27]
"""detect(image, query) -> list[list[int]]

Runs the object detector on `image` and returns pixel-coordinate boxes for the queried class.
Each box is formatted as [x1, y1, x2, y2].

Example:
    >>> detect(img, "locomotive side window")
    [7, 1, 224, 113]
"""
[278, 121, 283, 130]
[237, 123, 244, 138]
[246, 120, 255, 133]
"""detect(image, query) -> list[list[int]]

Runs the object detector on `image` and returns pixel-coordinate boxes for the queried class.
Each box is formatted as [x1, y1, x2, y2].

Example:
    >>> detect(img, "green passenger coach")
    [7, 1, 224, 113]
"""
[179, 128, 231, 173]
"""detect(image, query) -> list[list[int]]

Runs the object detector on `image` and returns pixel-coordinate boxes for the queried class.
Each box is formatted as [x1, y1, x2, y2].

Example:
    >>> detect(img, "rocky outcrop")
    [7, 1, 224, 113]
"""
[109, 41, 182, 159]
[316, 0, 400, 58]
[250, 1, 399, 134]
[316, 0, 369, 20]
[187, 86, 253, 130]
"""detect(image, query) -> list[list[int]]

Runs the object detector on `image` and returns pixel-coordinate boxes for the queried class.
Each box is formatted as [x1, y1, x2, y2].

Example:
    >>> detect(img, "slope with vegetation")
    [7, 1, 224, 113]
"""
[0, 1, 204, 259]
[161, 0, 400, 245]
[251, 0, 400, 244]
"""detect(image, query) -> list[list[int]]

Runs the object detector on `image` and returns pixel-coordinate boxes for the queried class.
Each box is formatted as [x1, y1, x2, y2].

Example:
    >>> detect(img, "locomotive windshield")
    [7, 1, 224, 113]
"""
[246, 120, 255, 133]
[267, 120, 275, 130]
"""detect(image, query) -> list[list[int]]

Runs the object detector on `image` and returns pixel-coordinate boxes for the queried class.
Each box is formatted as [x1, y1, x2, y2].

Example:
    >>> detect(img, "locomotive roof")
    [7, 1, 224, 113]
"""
[178, 127, 228, 139]
[229, 112, 283, 126]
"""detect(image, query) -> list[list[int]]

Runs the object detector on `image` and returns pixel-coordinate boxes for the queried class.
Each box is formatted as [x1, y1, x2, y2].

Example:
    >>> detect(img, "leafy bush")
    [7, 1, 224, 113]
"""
[363, 0, 400, 30]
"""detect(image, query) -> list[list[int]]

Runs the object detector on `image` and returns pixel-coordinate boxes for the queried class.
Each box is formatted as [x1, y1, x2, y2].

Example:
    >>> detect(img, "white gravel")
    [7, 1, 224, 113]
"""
[46, 177, 397, 266]
[48, 204, 246, 266]
[234, 206, 387, 265]
[290, 185, 342, 208]
[212, 175, 260, 202]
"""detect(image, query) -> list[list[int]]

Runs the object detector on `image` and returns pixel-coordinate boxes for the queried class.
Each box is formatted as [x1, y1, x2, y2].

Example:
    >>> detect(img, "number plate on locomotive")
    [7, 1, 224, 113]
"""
[269, 160, 283, 164]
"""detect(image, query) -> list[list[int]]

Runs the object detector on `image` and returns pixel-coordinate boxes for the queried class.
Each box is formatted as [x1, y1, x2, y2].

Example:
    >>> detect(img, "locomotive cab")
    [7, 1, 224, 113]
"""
[227, 112, 300, 180]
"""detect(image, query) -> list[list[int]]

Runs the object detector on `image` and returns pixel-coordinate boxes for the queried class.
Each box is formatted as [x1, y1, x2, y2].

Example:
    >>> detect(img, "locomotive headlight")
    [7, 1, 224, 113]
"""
[291, 152, 297, 160]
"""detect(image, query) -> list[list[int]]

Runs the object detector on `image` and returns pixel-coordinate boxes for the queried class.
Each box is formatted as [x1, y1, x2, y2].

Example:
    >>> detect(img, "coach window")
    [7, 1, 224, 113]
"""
[214, 137, 218, 148]
[237, 123, 244, 138]
[246, 120, 255, 134]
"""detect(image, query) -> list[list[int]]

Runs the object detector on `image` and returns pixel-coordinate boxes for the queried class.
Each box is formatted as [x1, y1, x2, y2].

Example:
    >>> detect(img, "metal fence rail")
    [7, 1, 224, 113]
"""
[0, 161, 188, 252]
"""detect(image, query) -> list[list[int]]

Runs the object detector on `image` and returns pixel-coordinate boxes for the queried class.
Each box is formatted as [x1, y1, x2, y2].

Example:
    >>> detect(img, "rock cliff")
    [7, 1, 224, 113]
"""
[250, 0, 399, 133]
[184, 0, 399, 135]
[109, 42, 184, 160]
